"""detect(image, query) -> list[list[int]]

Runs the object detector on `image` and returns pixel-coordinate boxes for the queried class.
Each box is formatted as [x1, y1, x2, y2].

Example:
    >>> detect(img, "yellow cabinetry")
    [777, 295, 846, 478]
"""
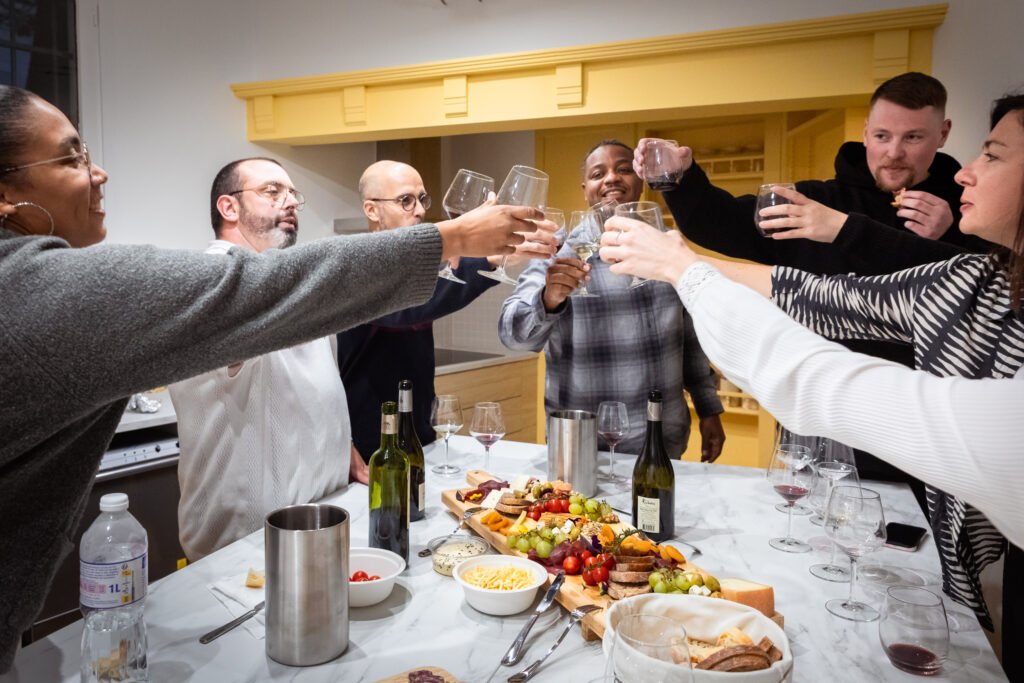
[435, 356, 541, 444]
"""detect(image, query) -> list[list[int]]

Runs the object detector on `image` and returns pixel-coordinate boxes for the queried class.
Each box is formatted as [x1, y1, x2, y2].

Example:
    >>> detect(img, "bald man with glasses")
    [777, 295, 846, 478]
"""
[339, 160, 555, 471]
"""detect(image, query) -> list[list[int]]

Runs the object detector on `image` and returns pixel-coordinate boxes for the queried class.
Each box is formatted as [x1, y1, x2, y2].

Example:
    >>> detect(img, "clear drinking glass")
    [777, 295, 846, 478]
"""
[441, 169, 494, 283]
[608, 614, 692, 683]
[809, 440, 857, 526]
[612, 201, 667, 289]
[766, 444, 814, 553]
[754, 183, 796, 237]
[565, 210, 601, 298]
[640, 139, 683, 191]
[597, 401, 629, 484]
[825, 485, 887, 622]
[479, 165, 549, 285]
[879, 586, 949, 676]
[430, 394, 463, 476]
[469, 402, 505, 467]
[773, 428, 818, 515]
[809, 462, 859, 582]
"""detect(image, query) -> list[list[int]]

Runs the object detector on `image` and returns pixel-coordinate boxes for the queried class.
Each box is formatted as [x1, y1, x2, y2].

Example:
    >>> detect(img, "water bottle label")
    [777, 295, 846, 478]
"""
[80, 553, 148, 609]
[637, 496, 661, 534]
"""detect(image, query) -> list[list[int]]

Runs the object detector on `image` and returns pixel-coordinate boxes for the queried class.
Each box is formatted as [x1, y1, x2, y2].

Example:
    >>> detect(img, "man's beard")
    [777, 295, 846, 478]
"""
[240, 205, 297, 249]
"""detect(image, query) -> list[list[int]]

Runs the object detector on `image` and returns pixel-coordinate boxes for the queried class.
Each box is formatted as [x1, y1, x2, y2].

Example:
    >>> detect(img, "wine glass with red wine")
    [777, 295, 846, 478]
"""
[469, 402, 505, 467]
[879, 586, 949, 676]
[825, 485, 887, 622]
[765, 444, 814, 553]
[754, 183, 796, 237]
[640, 139, 684, 191]
[441, 169, 494, 283]
[597, 401, 629, 485]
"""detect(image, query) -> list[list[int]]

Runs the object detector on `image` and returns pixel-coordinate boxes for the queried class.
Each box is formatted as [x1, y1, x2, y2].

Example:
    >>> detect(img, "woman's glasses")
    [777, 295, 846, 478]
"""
[2, 143, 91, 175]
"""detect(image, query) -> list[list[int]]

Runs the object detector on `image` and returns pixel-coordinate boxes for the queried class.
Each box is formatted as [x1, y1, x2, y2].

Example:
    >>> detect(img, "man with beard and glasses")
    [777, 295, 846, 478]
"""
[634, 72, 991, 507]
[499, 140, 725, 463]
[169, 157, 368, 561]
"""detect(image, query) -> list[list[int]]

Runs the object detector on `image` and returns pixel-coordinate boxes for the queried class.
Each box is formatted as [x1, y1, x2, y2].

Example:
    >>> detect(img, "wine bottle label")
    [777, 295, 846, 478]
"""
[380, 414, 398, 434]
[636, 496, 661, 534]
[418, 482, 425, 512]
[80, 553, 148, 609]
[399, 390, 413, 413]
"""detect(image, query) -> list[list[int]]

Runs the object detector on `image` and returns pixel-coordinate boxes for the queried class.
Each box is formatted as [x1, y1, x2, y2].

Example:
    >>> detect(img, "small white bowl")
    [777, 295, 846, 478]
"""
[348, 547, 405, 608]
[453, 554, 549, 616]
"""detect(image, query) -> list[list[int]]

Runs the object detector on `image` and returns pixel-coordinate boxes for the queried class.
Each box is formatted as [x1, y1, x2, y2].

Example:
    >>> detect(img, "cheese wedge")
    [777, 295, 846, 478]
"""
[719, 578, 774, 617]
[245, 568, 265, 589]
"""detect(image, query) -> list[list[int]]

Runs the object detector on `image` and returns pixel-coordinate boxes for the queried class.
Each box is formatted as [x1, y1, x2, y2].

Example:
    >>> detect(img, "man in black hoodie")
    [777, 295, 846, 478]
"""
[640, 72, 989, 501]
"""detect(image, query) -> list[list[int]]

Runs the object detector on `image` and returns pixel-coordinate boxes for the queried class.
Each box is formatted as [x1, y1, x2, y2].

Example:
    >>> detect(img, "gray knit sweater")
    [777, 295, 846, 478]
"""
[0, 225, 442, 672]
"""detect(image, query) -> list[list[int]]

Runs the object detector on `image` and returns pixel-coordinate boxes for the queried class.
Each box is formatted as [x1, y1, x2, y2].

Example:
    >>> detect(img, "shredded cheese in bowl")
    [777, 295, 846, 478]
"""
[462, 565, 533, 591]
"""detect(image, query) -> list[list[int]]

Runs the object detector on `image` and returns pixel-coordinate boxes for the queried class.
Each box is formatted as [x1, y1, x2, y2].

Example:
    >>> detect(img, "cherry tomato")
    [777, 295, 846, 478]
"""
[545, 498, 561, 513]
[584, 556, 597, 569]
[528, 504, 543, 521]
[369, 575, 380, 581]
[351, 570, 368, 582]
[562, 556, 581, 575]
[579, 550, 594, 564]
[581, 569, 597, 586]
[597, 553, 615, 571]
[591, 566, 609, 584]
[557, 498, 571, 513]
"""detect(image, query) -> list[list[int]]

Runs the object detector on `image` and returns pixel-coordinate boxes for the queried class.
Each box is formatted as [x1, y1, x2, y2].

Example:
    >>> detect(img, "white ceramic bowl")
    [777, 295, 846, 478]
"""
[348, 547, 405, 608]
[453, 554, 549, 616]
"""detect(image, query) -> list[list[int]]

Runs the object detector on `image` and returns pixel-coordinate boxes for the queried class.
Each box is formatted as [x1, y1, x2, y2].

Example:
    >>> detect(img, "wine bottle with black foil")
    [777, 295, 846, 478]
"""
[397, 380, 426, 522]
[631, 390, 675, 542]
[369, 401, 410, 563]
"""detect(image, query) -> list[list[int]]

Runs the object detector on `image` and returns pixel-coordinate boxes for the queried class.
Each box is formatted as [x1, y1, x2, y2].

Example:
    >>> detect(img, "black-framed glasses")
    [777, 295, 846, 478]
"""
[227, 183, 306, 211]
[1, 143, 91, 176]
[368, 192, 431, 212]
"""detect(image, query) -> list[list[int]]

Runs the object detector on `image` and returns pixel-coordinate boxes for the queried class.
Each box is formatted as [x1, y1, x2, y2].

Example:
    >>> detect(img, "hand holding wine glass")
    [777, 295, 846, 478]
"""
[597, 401, 629, 484]
[479, 165, 549, 285]
[440, 169, 494, 283]
[639, 139, 684, 190]
[430, 394, 463, 476]
[754, 183, 797, 237]
[469, 402, 505, 466]
[612, 201, 668, 289]
[766, 444, 814, 553]
[825, 485, 887, 622]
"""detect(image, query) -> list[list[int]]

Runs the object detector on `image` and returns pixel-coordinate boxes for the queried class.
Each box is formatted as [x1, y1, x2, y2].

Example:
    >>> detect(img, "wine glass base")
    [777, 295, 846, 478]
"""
[628, 278, 648, 289]
[809, 513, 825, 526]
[826, 598, 879, 622]
[769, 537, 810, 553]
[431, 463, 462, 476]
[477, 269, 518, 285]
[809, 563, 851, 582]
[438, 270, 467, 284]
[776, 502, 813, 515]
[570, 290, 600, 298]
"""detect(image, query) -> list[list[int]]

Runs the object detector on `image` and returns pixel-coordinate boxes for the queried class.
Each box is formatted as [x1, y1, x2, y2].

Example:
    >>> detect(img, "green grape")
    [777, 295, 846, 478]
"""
[529, 535, 540, 549]
[704, 576, 721, 592]
[535, 540, 553, 558]
[553, 531, 566, 545]
[687, 573, 704, 587]
[670, 589, 683, 594]
[674, 574, 691, 592]
[649, 571, 664, 587]
[584, 499, 599, 513]
[599, 503, 613, 517]
[653, 580, 669, 594]
[506, 535, 518, 548]
[568, 503, 584, 515]
[540, 527, 554, 540]
[516, 537, 531, 553]
[570, 494, 584, 505]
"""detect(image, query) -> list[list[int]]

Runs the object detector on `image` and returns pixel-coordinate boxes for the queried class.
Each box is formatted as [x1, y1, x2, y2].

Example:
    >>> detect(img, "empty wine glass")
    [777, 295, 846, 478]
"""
[479, 165, 549, 285]
[879, 586, 949, 676]
[608, 614, 692, 683]
[754, 183, 796, 237]
[441, 169, 494, 283]
[597, 401, 629, 484]
[809, 462, 859, 582]
[613, 201, 667, 289]
[565, 210, 601, 298]
[825, 485, 887, 622]
[640, 139, 684, 190]
[430, 394, 463, 476]
[809, 440, 858, 526]
[766, 444, 814, 553]
[544, 207, 566, 241]
[469, 402, 505, 467]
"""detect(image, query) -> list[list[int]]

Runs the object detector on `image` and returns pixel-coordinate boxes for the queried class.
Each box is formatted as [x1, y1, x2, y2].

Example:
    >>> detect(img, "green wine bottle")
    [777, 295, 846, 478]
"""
[368, 401, 410, 563]
[631, 389, 675, 542]
[398, 380, 426, 522]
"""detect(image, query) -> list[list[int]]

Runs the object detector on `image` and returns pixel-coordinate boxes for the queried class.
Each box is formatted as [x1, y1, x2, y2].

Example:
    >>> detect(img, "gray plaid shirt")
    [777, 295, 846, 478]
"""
[499, 251, 722, 457]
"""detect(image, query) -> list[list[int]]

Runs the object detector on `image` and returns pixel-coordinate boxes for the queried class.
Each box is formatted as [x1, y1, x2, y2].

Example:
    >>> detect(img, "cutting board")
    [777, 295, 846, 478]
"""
[375, 667, 462, 683]
[441, 470, 783, 641]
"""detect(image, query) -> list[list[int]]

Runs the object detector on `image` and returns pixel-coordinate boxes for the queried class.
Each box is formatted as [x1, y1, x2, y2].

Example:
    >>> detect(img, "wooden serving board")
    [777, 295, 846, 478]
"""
[374, 666, 462, 683]
[442, 470, 782, 641]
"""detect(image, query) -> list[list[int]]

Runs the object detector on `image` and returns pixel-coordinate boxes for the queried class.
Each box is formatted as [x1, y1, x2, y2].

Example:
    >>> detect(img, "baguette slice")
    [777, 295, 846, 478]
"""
[607, 582, 652, 600]
[695, 645, 771, 672]
[608, 569, 651, 584]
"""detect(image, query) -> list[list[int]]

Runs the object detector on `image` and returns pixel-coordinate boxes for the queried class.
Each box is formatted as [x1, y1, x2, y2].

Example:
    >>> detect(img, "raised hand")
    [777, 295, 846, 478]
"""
[895, 190, 954, 240]
[437, 204, 544, 260]
[542, 258, 590, 311]
[600, 215, 696, 284]
[756, 185, 848, 243]
[633, 138, 693, 180]
[491, 218, 560, 267]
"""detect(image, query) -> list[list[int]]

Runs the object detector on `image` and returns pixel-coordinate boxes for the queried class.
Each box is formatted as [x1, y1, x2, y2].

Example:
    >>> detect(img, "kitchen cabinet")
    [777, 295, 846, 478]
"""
[434, 353, 540, 444]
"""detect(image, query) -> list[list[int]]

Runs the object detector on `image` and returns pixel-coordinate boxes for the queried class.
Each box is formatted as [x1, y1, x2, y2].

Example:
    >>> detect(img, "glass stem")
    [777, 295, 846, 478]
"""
[785, 503, 794, 540]
[496, 255, 510, 274]
[829, 540, 839, 566]
[444, 434, 451, 468]
[608, 445, 615, 478]
[846, 555, 859, 605]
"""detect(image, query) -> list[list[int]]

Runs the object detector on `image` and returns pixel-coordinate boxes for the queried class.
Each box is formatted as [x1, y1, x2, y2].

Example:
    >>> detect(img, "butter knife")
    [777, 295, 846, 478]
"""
[199, 601, 264, 644]
[501, 570, 565, 667]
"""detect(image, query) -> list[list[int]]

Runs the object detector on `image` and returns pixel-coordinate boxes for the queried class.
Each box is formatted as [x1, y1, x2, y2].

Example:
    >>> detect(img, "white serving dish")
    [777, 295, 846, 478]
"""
[452, 554, 549, 616]
[348, 547, 405, 608]
[604, 593, 793, 682]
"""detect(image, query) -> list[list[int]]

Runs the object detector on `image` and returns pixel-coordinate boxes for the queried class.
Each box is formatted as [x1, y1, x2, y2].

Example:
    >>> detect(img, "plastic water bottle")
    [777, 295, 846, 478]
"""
[80, 493, 149, 682]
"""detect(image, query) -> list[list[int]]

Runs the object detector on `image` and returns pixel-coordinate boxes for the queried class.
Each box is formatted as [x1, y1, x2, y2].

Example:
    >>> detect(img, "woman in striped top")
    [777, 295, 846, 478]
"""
[601, 93, 1024, 670]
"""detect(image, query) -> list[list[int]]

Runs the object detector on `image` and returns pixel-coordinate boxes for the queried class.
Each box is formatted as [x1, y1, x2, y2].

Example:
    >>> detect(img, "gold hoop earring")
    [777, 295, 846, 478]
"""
[0, 201, 55, 236]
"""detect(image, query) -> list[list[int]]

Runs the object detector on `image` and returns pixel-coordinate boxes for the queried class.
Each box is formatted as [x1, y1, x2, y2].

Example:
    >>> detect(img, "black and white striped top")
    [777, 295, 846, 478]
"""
[773, 253, 1024, 630]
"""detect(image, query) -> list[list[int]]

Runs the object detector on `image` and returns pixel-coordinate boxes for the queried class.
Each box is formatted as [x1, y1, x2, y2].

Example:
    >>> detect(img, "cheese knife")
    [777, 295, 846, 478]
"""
[501, 570, 565, 667]
[199, 601, 264, 644]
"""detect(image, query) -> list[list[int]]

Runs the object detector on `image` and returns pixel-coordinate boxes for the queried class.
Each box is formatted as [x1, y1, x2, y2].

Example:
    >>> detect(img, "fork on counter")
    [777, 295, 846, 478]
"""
[506, 604, 603, 683]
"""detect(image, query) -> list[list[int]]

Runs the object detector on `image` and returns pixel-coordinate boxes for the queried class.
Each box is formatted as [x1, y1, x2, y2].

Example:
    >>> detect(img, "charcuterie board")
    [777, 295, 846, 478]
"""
[374, 667, 462, 683]
[441, 470, 783, 641]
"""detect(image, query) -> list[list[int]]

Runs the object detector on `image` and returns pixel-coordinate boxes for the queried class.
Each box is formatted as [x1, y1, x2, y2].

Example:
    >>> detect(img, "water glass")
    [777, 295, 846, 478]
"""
[640, 139, 683, 190]
[608, 614, 692, 683]
[754, 183, 796, 237]
[879, 586, 949, 676]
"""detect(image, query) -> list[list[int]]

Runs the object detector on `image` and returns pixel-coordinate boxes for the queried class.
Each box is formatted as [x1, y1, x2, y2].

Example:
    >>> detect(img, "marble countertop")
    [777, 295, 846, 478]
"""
[4, 436, 1005, 682]
[434, 349, 536, 376]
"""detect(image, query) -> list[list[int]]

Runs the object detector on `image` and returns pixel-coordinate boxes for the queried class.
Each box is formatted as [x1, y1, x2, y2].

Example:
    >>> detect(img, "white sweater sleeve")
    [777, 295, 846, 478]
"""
[676, 261, 1024, 548]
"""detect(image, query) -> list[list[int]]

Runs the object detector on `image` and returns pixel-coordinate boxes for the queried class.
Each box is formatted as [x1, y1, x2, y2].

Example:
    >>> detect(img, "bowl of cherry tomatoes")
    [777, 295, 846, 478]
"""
[348, 547, 405, 607]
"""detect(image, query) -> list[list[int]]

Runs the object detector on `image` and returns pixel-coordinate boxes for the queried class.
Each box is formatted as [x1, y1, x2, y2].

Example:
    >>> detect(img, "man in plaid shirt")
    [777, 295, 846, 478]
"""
[499, 140, 724, 460]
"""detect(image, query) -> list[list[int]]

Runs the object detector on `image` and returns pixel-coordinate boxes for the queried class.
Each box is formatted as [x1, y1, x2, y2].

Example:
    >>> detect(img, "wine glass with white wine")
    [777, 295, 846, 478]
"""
[440, 169, 494, 283]
[564, 210, 601, 298]
[430, 394, 463, 476]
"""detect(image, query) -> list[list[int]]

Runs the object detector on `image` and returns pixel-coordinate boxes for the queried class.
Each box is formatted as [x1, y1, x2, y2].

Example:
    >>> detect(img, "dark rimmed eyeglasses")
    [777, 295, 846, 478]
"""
[227, 183, 306, 211]
[1, 143, 91, 176]
[368, 192, 431, 212]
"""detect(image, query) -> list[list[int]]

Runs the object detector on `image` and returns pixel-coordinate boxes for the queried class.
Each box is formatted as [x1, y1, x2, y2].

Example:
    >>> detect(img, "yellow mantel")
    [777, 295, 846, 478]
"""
[231, 4, 945, 145]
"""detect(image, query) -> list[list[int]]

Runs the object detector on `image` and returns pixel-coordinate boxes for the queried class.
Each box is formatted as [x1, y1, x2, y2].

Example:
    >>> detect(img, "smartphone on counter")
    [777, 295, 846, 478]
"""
[885, 522, 928, 551]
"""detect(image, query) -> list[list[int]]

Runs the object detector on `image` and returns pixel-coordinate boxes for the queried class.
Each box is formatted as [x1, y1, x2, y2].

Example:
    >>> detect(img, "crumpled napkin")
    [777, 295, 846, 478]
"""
[208, 572, 266, 640]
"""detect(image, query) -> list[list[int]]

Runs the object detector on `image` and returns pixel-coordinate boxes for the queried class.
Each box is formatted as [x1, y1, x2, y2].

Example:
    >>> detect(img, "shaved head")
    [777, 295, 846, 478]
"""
[360, 160, 428, 231]
[359, 160, 418, 200]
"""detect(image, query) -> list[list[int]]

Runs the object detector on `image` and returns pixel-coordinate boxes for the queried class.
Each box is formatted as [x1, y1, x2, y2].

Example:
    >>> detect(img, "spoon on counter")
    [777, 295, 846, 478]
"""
[418, 506, 485, 557]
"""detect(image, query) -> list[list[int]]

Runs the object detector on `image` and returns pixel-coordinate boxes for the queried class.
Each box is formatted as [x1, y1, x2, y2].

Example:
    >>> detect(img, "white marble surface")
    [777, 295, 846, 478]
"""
[4, 436, 1006, 682]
